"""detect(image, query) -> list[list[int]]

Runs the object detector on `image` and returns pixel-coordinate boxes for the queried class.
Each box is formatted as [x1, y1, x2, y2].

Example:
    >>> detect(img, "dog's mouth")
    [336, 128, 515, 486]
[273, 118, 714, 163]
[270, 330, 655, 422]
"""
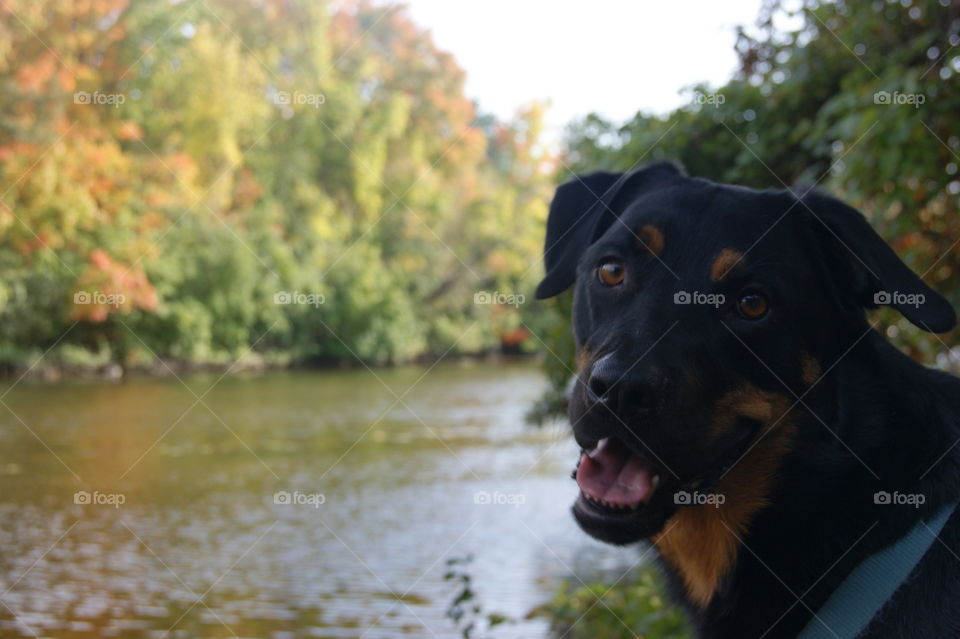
[571, 436, 676, 544]
[570, 417, 766, 544]
[575, 436, 661, 509]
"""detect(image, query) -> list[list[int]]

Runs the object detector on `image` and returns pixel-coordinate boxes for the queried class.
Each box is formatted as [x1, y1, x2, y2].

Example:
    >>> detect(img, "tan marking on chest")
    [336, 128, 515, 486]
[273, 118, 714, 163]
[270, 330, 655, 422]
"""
[655, 393, 795, 607]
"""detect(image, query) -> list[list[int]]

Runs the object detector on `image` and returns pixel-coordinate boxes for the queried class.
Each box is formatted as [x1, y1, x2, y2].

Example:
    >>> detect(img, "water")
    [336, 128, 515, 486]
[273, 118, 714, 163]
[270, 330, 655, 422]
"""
[0, 361, 639, 638]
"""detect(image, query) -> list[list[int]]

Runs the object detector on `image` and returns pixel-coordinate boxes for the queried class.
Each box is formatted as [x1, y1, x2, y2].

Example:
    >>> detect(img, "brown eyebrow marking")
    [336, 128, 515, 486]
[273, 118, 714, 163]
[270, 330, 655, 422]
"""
[710, 248, 744, 282]
[637, 224, 664, 257]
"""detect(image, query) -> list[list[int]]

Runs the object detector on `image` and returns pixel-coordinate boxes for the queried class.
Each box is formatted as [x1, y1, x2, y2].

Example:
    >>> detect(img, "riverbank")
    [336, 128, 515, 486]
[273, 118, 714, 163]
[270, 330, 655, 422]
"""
[1, 348, 541, 384]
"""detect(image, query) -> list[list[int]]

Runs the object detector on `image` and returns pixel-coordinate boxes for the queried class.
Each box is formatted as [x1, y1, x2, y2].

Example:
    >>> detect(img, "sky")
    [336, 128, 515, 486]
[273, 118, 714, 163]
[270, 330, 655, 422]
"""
[403, 0, 772, 136]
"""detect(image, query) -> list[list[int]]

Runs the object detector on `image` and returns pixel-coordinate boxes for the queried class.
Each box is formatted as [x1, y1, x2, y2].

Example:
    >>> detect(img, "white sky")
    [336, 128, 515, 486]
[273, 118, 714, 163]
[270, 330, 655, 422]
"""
[403, 0, 769, 136]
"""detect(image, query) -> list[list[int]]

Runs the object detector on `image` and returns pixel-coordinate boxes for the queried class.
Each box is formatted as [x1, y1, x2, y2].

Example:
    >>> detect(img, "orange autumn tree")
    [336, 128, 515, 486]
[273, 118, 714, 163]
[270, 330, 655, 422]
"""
[71, 250, 158, 323]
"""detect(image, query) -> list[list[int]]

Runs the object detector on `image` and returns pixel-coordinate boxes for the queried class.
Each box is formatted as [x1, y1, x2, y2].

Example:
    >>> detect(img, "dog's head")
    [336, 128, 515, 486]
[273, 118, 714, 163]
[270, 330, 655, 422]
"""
[537, 162, 956, 545]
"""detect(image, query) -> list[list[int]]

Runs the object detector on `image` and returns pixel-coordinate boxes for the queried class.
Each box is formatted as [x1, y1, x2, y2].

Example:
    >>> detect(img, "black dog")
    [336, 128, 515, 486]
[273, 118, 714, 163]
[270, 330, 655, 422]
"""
[535, 162, 960, 638]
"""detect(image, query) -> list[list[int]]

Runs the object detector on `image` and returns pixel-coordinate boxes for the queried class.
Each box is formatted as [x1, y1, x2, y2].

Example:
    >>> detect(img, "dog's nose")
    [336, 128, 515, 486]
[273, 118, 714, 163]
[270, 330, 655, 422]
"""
[587, 352, 622, 406]
[586, 352, 662, 413]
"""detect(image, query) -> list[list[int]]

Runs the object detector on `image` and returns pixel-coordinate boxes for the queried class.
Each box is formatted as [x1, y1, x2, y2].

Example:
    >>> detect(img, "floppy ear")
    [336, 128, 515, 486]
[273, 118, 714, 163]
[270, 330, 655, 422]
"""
[534, 162, 684, 299]
[802, 191, 956, 333]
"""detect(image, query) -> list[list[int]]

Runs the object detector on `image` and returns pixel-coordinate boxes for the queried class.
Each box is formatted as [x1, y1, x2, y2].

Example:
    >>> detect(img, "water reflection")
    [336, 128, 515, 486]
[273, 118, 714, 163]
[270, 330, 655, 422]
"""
[0, 361, 638, 638]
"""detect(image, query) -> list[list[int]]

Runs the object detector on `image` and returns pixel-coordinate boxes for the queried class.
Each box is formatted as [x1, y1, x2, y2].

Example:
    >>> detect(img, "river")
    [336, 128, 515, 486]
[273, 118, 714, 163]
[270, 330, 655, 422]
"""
[0, 360, 640, 638]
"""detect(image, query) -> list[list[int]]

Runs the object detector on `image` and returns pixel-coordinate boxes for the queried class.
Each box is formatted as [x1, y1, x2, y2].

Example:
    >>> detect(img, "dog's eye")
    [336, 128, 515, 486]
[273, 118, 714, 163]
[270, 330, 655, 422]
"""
[597, 259, 625, 286]
[736, 292, 769, 320]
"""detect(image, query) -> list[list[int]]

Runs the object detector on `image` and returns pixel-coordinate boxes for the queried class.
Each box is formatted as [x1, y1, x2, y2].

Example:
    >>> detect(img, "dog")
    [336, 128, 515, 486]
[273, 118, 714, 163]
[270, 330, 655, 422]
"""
[535, 162, 960, 638]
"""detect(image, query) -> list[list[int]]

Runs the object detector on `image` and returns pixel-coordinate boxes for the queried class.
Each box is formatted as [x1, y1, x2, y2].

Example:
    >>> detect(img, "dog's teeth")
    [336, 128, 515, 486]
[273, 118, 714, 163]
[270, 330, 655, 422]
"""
[641, 474, 661, 505]
[587, 438, 608, 457]
[583, 492, 644, 511]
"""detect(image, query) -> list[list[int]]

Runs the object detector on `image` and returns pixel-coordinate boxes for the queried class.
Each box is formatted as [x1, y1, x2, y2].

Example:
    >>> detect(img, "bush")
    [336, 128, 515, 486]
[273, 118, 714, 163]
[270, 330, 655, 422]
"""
[535, 565, 692, 639]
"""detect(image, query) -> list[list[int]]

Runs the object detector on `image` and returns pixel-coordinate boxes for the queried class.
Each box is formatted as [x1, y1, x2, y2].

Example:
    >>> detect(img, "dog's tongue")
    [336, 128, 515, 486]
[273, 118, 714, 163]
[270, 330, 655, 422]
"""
[576, 438, 654, 505]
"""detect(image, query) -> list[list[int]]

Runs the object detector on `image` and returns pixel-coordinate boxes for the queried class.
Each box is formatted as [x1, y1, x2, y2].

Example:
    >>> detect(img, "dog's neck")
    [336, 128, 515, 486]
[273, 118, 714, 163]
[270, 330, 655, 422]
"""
[656, 331, 960, 635]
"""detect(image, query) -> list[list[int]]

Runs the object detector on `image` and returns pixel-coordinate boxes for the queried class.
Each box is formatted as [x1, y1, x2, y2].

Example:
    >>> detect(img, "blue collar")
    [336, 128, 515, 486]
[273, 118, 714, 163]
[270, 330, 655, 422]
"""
[797, 500, 958, 639]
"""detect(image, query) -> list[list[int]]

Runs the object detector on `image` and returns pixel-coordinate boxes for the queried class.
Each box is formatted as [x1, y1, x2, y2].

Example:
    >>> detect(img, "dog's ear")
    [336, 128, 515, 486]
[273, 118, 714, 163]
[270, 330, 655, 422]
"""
[802, 190, 956, 333]
[535, 162, 684, 299]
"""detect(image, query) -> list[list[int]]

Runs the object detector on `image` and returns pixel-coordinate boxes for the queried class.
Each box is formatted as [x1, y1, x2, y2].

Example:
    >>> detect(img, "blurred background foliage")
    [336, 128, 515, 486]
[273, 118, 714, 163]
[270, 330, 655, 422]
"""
[0, 0, 554, 374]
[532, 0, 960, 423]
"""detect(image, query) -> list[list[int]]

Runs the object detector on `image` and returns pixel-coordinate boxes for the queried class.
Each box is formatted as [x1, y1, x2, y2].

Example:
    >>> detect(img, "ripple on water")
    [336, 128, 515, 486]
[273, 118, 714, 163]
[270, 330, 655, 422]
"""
[0, 363, 640, 638]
